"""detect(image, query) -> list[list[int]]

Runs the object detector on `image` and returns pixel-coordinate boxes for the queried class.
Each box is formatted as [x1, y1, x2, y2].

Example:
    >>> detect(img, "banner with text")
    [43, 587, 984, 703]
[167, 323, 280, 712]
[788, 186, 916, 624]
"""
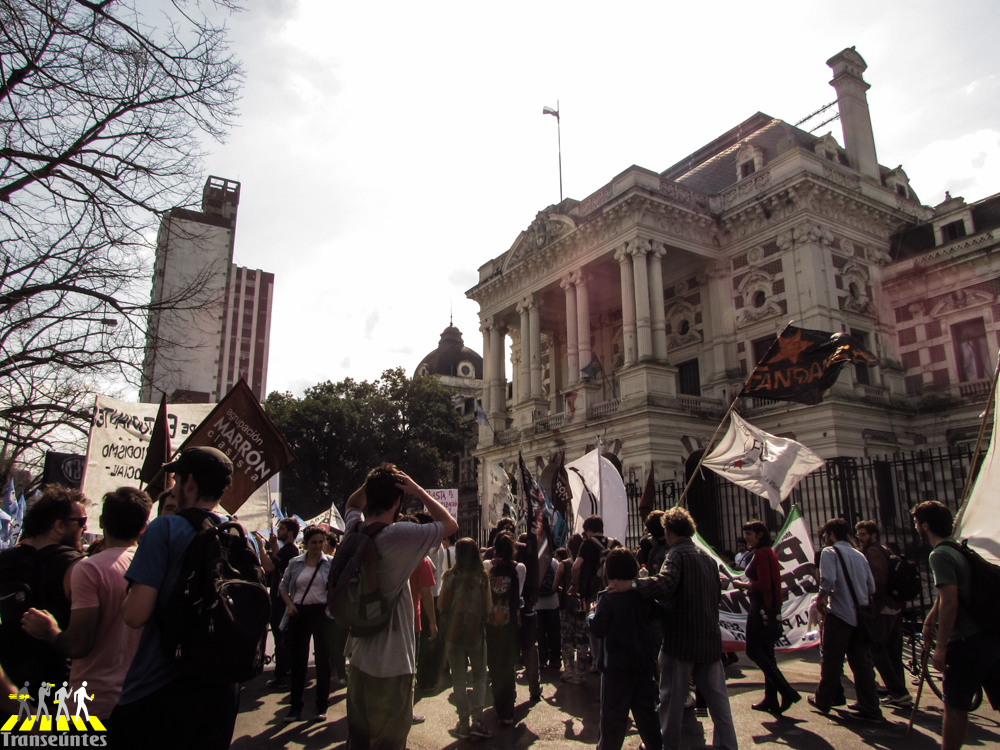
[694, 506, 820, 652]
[426, 489, 459, 520]
[81, 397, 213, 525]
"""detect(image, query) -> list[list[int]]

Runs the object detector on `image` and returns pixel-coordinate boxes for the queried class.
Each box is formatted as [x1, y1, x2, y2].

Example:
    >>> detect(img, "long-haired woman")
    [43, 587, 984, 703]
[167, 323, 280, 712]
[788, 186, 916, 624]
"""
[484, 532, 523, 727]
[733, 519, 801, 714]
[439, 538, 493, 740]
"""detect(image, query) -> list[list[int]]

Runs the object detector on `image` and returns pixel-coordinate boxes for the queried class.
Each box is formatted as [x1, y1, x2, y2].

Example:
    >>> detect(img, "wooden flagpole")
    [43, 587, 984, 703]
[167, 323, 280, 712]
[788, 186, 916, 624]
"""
[676, 320, 795, 508]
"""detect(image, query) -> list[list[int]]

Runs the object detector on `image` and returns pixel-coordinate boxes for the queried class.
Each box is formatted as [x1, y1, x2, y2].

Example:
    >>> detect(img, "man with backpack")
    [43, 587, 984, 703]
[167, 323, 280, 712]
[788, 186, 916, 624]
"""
[0, 485, 85, 690]
[110, 446, 267, 749]
[342, 464, 458, 750]
[913, 501, 1000, 750]
[855, 520, 911, 709]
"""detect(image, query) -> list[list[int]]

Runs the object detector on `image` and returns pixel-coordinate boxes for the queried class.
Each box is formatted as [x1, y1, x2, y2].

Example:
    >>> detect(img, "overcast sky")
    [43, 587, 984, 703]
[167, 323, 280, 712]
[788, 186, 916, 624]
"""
[198, 0, 1000, 398]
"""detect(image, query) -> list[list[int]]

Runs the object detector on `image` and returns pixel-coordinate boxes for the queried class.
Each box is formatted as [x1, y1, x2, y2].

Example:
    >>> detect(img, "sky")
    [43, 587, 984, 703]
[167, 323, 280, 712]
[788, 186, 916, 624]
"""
[195, 0, 1000, 398]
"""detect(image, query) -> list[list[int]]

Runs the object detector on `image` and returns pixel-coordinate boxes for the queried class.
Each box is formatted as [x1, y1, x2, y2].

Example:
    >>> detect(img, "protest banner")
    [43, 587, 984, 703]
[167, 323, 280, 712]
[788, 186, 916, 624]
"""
[176, 379, 297, 514]
[81, 397, 212, 525]
[694, 506, 820, 652]
[426, 489, 458, 520]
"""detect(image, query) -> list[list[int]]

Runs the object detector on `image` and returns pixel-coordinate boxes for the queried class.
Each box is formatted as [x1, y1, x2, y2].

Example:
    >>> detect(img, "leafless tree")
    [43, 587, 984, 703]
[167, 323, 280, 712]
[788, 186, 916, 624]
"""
[0, 0, 244, 478]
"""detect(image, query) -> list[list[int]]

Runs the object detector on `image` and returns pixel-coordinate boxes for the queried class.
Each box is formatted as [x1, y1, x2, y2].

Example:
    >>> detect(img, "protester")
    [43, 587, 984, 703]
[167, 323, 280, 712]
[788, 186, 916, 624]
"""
[321, 532, 349, 690]
[156, 489, 177, 517]
[732, 519, 800, 715]
[734, 538, 751, 571]
[110, 446, 256, 749]
[588, 547, 662, 750]
[557, 533, 589, 683]
[408, 547, 436, 724]
[536, 549, 562, 672]
[438, 538, 493, 740]
[279, 525, 334, 722]
[517, 532, 542, 702]
[855, 520, 911, 709]
[484, 532, 522, 726]
[637, 510, 668, 576]
[808, 518, 881, 722]
[0, 485, 85, 690]
[607, 506, 737, 750]
[343, 464, 458, 750]
[417, 512, 446, 692]
[21, 486, 151, 721]
[913, 501, 1000, 750]
[257, 517, 300, 689]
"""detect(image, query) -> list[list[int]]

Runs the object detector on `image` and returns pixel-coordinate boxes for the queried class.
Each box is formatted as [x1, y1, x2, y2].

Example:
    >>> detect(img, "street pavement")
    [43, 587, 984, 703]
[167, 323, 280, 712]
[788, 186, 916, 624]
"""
[231, 647, 1000, 749]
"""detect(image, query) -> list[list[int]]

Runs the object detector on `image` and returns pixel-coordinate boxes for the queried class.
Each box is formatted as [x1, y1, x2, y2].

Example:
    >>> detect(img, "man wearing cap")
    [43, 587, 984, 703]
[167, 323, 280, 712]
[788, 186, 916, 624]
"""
[108, 447, 247, 749]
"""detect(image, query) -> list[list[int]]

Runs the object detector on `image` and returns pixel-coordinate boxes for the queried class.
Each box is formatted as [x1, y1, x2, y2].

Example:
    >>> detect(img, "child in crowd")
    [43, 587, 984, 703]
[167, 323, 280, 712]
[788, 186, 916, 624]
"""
[587, 547, 663, 750]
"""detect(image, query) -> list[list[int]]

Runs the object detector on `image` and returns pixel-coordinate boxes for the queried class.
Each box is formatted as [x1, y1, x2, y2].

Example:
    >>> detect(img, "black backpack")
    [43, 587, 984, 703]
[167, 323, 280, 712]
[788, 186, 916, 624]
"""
[160, 509, 271, 684]
[538, 559, 557, 597]
[884, 547, 922, 602]
[327, 519, 398, 637]
[594, 537, 621, 594]
[938, 539, 1000, 633]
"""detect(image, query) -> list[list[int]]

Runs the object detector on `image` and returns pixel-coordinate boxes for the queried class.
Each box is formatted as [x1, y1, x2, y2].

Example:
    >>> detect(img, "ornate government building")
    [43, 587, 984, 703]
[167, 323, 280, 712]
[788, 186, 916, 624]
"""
[466, 47, 1000, 495]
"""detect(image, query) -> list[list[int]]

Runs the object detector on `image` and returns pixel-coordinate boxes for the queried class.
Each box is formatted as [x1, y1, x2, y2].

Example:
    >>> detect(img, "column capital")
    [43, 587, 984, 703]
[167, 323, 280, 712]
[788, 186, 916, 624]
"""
[706, 260, 730, 280]
[574, 271, 592, 287]
[517, 293, 541, 314]
[649, 243, 666, 259]
[628, 238, 651, 258]
[614, 245, 630, 264]
[560, 275, 575, 292]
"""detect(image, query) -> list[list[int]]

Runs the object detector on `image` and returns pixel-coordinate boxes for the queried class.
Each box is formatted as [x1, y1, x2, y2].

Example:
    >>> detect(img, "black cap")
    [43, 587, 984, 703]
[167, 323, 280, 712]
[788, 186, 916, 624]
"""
[163, 446, 233, 479]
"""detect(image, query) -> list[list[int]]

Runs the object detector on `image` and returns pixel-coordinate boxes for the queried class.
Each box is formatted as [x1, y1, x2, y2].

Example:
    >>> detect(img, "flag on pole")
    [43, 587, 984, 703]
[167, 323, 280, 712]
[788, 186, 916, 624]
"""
[638, 466, 656, 520]
[701, 412, 825, 512]
[329, 503, 347, 533]
[292, 514, 307, 542]
[518, 453, 545, 538]
[581, 353, 602, 379]
[175, 379, 297, 514]
[140, 392, 173, 500]
[550, 451, 571, 517]
[542, 105, 559, 119]
[270, 498, 282, 535]
[740, 325, 876, 405]
[475, 400, 491, 429]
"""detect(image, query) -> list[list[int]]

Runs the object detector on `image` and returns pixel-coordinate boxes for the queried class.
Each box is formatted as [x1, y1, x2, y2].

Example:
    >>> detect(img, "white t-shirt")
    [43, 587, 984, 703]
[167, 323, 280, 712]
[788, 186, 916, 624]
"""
[294, 563, 328, 605]
[344, 509, 444, 678]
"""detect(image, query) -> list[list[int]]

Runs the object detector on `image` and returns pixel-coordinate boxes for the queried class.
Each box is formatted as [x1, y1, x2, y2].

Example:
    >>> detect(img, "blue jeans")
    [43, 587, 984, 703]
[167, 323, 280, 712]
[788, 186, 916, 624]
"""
[657, 649, 737, 750]
[445, 639, 488, 722]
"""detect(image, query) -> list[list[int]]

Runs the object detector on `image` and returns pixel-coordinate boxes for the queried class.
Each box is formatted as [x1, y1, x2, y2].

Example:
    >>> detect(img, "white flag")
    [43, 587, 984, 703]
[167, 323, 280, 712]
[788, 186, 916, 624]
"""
[702, 412, 824, 512]
[482, 458, 513, 531]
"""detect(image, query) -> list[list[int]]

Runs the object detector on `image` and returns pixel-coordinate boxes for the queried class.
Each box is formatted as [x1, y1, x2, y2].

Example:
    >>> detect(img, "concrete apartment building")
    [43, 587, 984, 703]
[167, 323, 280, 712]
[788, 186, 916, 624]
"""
[141, 177, 274, 404]
[465, 46, 1000, 520]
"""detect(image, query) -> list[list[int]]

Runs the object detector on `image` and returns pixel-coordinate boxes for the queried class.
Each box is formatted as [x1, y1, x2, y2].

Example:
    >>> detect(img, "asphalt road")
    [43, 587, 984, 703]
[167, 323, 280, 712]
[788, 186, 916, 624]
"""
[230, 646, 1000, 749]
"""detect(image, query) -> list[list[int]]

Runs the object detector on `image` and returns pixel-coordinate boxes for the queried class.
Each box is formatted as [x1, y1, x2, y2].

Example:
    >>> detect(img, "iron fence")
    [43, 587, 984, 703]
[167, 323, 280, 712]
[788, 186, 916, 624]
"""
[624, 446, 981, 614]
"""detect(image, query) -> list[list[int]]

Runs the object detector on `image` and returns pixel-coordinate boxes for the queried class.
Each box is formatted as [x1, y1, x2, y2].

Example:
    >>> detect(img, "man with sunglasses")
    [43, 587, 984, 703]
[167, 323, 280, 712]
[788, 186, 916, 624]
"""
[0, 485, 86, 690]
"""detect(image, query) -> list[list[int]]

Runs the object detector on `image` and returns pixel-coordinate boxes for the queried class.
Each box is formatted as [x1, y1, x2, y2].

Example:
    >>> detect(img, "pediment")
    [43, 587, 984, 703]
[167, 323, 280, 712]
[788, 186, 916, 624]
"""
[500, 211, 577, 274]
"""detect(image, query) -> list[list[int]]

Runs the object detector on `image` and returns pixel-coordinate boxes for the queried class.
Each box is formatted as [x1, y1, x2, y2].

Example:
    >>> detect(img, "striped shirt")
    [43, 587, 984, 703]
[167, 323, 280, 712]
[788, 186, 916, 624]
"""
[636, 537, 722, 663]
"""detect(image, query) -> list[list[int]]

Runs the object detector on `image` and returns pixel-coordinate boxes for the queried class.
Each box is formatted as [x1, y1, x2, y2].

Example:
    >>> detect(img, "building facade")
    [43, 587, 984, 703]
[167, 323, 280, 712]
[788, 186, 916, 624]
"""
[466, 47, 1000, 510]
[141, 177, 274, 403]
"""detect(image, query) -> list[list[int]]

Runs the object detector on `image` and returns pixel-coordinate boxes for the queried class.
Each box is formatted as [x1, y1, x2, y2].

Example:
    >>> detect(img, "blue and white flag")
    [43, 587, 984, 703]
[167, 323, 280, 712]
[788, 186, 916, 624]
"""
[270, 499, 282, 535]
[329, 503, 346, 533]
[2, 479, 15, 518]
[292, 514, 307, 542]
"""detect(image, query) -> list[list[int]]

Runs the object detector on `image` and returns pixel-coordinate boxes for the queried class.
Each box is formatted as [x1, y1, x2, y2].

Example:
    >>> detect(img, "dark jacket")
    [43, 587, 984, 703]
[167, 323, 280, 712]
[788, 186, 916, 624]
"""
[588, 589, 661, 672]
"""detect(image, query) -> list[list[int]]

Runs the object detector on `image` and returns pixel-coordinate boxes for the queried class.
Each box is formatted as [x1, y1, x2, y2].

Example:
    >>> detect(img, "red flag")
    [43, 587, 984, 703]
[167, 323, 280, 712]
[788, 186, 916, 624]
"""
[176, 379, 297, 514]
[140, 393, 173, 499]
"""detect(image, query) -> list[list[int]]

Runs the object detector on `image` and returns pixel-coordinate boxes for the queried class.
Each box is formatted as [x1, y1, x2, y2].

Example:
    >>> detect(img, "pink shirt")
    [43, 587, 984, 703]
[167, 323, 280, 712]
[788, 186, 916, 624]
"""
[409, 557, 435, 632]
[69, 547, 141, 720]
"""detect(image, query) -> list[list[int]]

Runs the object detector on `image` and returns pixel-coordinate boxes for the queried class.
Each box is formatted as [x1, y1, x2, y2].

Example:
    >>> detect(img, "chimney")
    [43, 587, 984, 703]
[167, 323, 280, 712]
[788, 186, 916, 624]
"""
[827, 48, 879, 181]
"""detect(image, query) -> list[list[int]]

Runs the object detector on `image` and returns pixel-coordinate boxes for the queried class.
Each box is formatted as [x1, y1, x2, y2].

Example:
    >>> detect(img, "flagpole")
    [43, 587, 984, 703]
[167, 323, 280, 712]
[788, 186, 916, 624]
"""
[956, 349, 1000, 514]
[676, 320, 795, 508]
[556, 100, 562, 202]
[596, 435, 603, 519]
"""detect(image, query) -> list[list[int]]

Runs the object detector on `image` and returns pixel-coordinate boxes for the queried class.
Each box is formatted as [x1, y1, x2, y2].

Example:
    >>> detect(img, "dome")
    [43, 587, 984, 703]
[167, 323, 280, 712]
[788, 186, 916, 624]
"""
[414, 325, 483, 379]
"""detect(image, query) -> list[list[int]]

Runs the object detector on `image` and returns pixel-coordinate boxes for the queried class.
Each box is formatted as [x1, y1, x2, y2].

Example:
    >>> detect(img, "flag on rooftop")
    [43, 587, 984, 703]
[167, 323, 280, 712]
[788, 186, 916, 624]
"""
[740, 325, 875, 405]
[581, 353, 602, 379]
[702, 412, 825, 512]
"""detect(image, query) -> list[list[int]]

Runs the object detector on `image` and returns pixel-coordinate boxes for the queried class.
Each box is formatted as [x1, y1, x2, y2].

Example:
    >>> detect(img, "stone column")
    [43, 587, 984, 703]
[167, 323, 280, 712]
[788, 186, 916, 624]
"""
[480, 319, 492, 414]
[561, 275, 579, 385]
[615, 246, 637, 367]
[516, 298, 531, 403]
[528, 295, 543, 399]
[648, 244, 668, 363]
[631, 240, 653, 361]
[575, 272, 592, 375]
[489, 319, 507, 419]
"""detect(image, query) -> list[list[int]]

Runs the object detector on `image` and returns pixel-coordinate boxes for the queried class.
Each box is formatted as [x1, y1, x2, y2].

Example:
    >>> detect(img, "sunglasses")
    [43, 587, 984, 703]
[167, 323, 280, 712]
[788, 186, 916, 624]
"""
[67, 517, 87, 528]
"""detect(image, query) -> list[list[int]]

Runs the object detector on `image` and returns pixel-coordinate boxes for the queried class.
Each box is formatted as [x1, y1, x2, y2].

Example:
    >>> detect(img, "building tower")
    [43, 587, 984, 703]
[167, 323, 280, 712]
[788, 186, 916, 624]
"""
[141, 176, 274, 403]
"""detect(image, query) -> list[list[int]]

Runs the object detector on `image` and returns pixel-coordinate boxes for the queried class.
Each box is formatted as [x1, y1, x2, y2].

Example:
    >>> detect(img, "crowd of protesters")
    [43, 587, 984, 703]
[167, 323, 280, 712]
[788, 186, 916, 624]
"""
[0, 454, 997, 750]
